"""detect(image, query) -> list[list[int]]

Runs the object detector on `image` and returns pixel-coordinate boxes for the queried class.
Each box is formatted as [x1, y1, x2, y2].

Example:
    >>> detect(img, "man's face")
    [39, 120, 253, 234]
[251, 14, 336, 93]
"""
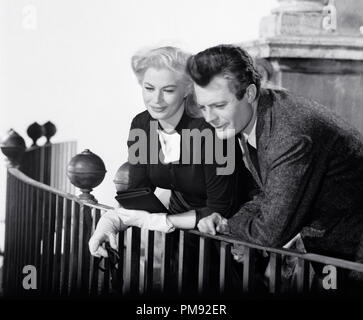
[193, 76, 253, 139]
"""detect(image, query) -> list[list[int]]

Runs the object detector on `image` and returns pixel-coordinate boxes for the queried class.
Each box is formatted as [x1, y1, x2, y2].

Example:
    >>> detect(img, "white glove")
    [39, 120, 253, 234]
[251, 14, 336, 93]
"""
[88, 210, 127, 258]
[116, 207, 175, 233]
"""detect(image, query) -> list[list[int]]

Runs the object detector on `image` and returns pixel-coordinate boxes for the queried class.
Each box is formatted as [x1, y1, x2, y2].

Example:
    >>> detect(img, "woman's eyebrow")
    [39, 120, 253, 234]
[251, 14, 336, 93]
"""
[143, 83, 177, 88]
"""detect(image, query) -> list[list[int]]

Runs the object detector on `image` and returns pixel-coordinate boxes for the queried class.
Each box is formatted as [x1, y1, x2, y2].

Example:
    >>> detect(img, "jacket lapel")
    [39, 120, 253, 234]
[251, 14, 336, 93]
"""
[255, 88, 274, 185]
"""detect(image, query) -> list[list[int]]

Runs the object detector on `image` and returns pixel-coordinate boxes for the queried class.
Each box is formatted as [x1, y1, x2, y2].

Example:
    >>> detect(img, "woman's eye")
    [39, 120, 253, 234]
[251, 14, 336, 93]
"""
[163, 89, 175, 93]
[198, 105, 206, 111]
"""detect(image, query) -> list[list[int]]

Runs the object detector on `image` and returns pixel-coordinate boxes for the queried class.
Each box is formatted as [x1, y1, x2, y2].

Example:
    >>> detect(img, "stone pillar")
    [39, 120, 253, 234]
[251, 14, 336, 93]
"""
[243, 0, 363, 132]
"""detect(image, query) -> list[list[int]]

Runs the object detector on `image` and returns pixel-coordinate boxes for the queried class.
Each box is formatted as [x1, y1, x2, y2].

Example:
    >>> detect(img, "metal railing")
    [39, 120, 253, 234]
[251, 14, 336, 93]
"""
[2, 131, 363, 298]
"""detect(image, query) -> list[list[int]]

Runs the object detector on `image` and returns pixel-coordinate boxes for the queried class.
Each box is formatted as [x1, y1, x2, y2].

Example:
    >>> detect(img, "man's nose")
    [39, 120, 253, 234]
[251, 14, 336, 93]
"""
[204, 108, 217, 123]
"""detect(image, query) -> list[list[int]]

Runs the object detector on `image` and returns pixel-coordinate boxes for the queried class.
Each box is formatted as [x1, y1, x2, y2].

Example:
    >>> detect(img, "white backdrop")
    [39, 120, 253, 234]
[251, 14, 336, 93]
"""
[0, 0, 278, 249]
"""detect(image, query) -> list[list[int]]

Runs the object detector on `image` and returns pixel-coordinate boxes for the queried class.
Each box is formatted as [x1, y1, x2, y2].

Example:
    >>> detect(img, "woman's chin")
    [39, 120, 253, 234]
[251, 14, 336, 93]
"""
[149, 111, 167, 120]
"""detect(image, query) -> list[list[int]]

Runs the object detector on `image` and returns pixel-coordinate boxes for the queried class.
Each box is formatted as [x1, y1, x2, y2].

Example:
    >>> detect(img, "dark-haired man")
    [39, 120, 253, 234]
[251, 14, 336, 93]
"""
[187, 44, 363, 281]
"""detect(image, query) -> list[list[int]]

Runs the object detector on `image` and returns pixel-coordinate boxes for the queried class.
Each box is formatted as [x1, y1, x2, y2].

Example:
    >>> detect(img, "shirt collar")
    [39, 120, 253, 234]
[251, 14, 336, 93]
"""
[241, 101, 258, 149]
[242, 118, 257, 149]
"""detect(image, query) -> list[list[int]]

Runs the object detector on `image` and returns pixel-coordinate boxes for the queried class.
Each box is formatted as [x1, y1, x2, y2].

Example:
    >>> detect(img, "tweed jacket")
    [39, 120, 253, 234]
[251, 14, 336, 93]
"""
[228, 88, 363, 262]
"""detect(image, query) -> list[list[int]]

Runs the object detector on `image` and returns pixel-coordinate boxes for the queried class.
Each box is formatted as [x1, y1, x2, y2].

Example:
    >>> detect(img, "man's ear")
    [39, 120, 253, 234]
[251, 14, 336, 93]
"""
[246, 84, 257, 103]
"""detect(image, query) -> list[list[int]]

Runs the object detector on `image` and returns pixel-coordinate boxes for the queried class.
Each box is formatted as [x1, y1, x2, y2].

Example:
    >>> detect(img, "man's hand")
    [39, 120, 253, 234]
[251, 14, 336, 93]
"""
[197, 212, 230, 235]
[88, 210, 127, 258]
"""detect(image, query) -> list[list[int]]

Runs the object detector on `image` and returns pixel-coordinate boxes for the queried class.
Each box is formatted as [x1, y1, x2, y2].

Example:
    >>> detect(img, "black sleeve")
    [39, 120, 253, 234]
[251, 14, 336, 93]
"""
[126, 116, 156, 191]
[195, 136, 249, 224]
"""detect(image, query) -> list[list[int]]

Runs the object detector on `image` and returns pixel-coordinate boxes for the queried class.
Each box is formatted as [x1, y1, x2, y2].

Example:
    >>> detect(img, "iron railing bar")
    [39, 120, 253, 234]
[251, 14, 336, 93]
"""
[243, 247, 255, 293]
[219, 242, 232, 294]
[198, 237, 210, 294]
[269, 253, 282, 294]
[60, 198, 71, 296]
[297, 258, 310, 293]
[52, 194, 63, 295]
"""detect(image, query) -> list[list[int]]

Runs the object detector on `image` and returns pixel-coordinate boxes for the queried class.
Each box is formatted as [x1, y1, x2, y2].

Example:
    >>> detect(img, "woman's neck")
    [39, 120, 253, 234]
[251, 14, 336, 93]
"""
[158, 103, 185, 133]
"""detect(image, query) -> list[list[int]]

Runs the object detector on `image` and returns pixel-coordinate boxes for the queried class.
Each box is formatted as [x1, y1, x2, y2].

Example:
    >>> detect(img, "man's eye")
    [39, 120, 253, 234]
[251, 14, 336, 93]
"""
[145, 87, 154, 91]
[215, 104, 226, 108]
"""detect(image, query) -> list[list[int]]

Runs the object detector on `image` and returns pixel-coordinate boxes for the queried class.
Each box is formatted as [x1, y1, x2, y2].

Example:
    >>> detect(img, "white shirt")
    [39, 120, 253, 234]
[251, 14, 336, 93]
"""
[242, 118, 257, 149]
[157, 129, 181, 163]
[238, 111, 257, 171]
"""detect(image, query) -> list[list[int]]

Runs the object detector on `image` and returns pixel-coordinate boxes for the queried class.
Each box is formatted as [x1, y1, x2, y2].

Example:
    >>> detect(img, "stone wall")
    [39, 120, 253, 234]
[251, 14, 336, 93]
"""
[244, 0, 363, 132]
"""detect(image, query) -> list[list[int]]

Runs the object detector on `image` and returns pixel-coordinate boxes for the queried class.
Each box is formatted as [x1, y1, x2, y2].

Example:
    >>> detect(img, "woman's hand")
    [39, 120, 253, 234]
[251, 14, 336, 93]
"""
[117, 208, 175, 233]
[88, 210, 127, 258]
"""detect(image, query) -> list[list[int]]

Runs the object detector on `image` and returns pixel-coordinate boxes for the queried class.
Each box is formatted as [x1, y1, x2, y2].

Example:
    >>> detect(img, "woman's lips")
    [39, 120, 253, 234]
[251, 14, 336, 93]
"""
[150, 106, 167, 112]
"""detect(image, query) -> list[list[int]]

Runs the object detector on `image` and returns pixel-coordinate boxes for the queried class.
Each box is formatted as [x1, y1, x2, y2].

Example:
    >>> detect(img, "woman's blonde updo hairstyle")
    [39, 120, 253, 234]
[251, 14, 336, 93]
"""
[131, 46, 201, 118]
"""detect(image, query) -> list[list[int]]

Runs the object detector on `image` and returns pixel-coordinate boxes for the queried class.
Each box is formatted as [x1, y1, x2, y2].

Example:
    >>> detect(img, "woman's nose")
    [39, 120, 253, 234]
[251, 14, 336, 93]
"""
[151, 90, 163, 104]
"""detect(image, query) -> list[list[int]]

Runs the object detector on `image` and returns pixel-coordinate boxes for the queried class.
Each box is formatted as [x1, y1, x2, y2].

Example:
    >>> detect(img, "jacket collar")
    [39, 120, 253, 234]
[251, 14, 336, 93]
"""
[256, 88, 274, 150]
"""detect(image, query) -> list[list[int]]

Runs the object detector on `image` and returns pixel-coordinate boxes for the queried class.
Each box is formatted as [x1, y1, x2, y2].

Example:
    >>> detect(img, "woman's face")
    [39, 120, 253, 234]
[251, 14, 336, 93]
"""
[141, 67, 188, 121]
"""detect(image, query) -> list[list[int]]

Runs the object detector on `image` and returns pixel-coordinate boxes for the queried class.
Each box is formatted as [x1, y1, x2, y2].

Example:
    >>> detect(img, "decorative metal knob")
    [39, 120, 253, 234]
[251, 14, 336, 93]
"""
[113, 162, 130, 192]
[0, 129, 26, 167]
[27, 122, 43, 146]
[67, 149, 106, 203]
[43, 121, 57, 144]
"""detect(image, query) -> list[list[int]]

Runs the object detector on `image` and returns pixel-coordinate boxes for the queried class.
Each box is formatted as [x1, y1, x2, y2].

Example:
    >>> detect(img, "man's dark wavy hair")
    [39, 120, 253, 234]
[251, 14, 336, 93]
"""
[186, 45, 261, 100]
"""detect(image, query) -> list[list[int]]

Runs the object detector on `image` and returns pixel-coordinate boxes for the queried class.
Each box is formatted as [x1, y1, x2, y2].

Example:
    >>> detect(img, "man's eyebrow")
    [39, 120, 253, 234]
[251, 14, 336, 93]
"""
[207, 101, 228, 107]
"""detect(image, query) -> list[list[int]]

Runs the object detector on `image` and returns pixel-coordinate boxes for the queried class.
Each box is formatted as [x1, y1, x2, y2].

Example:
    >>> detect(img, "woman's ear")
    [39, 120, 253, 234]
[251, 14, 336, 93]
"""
[246, 84, 257, 103]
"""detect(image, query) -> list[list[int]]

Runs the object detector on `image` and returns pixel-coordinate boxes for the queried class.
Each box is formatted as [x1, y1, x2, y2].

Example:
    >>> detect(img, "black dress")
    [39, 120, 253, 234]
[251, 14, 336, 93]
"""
[127, 109, 253, 219]
[126, 109, 256, 295]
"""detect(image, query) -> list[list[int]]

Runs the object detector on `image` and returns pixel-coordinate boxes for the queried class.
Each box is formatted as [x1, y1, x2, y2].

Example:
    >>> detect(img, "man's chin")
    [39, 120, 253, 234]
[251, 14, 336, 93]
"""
[215, 128, 237, 140]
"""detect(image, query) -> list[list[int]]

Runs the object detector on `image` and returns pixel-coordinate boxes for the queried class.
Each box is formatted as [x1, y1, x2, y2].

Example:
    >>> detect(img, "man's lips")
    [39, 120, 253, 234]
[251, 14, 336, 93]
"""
[214, 124, 226, 130]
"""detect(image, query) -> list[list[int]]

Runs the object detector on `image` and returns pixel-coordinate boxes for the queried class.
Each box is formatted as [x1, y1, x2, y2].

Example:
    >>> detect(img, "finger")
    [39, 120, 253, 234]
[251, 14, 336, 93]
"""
[216, 223, 229, 234]
[204, 219, 216, 235]
[89, 241, 108, 258]
[108, 233, 118, 250]
[216, 218, 229, 234]
[89, 234, 108, 257]
[197, 220, 208, 234]
[232, 254, 244, 263]
[88, 235, 101, 256]
[198, 217, 217, 235]
[95, 246, 108, 258]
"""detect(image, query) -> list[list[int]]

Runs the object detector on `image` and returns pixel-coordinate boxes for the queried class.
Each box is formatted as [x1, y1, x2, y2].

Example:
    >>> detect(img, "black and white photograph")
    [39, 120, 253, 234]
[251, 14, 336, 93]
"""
[1, 0, 363, 316]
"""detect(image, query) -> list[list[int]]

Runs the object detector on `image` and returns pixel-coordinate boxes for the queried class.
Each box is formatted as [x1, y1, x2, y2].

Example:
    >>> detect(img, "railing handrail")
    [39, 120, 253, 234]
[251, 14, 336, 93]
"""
[7, 167, 113, 212]
[24, 141, 77, 152]
[187, 230, 363, 273]
[8, 160, 363, 275]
